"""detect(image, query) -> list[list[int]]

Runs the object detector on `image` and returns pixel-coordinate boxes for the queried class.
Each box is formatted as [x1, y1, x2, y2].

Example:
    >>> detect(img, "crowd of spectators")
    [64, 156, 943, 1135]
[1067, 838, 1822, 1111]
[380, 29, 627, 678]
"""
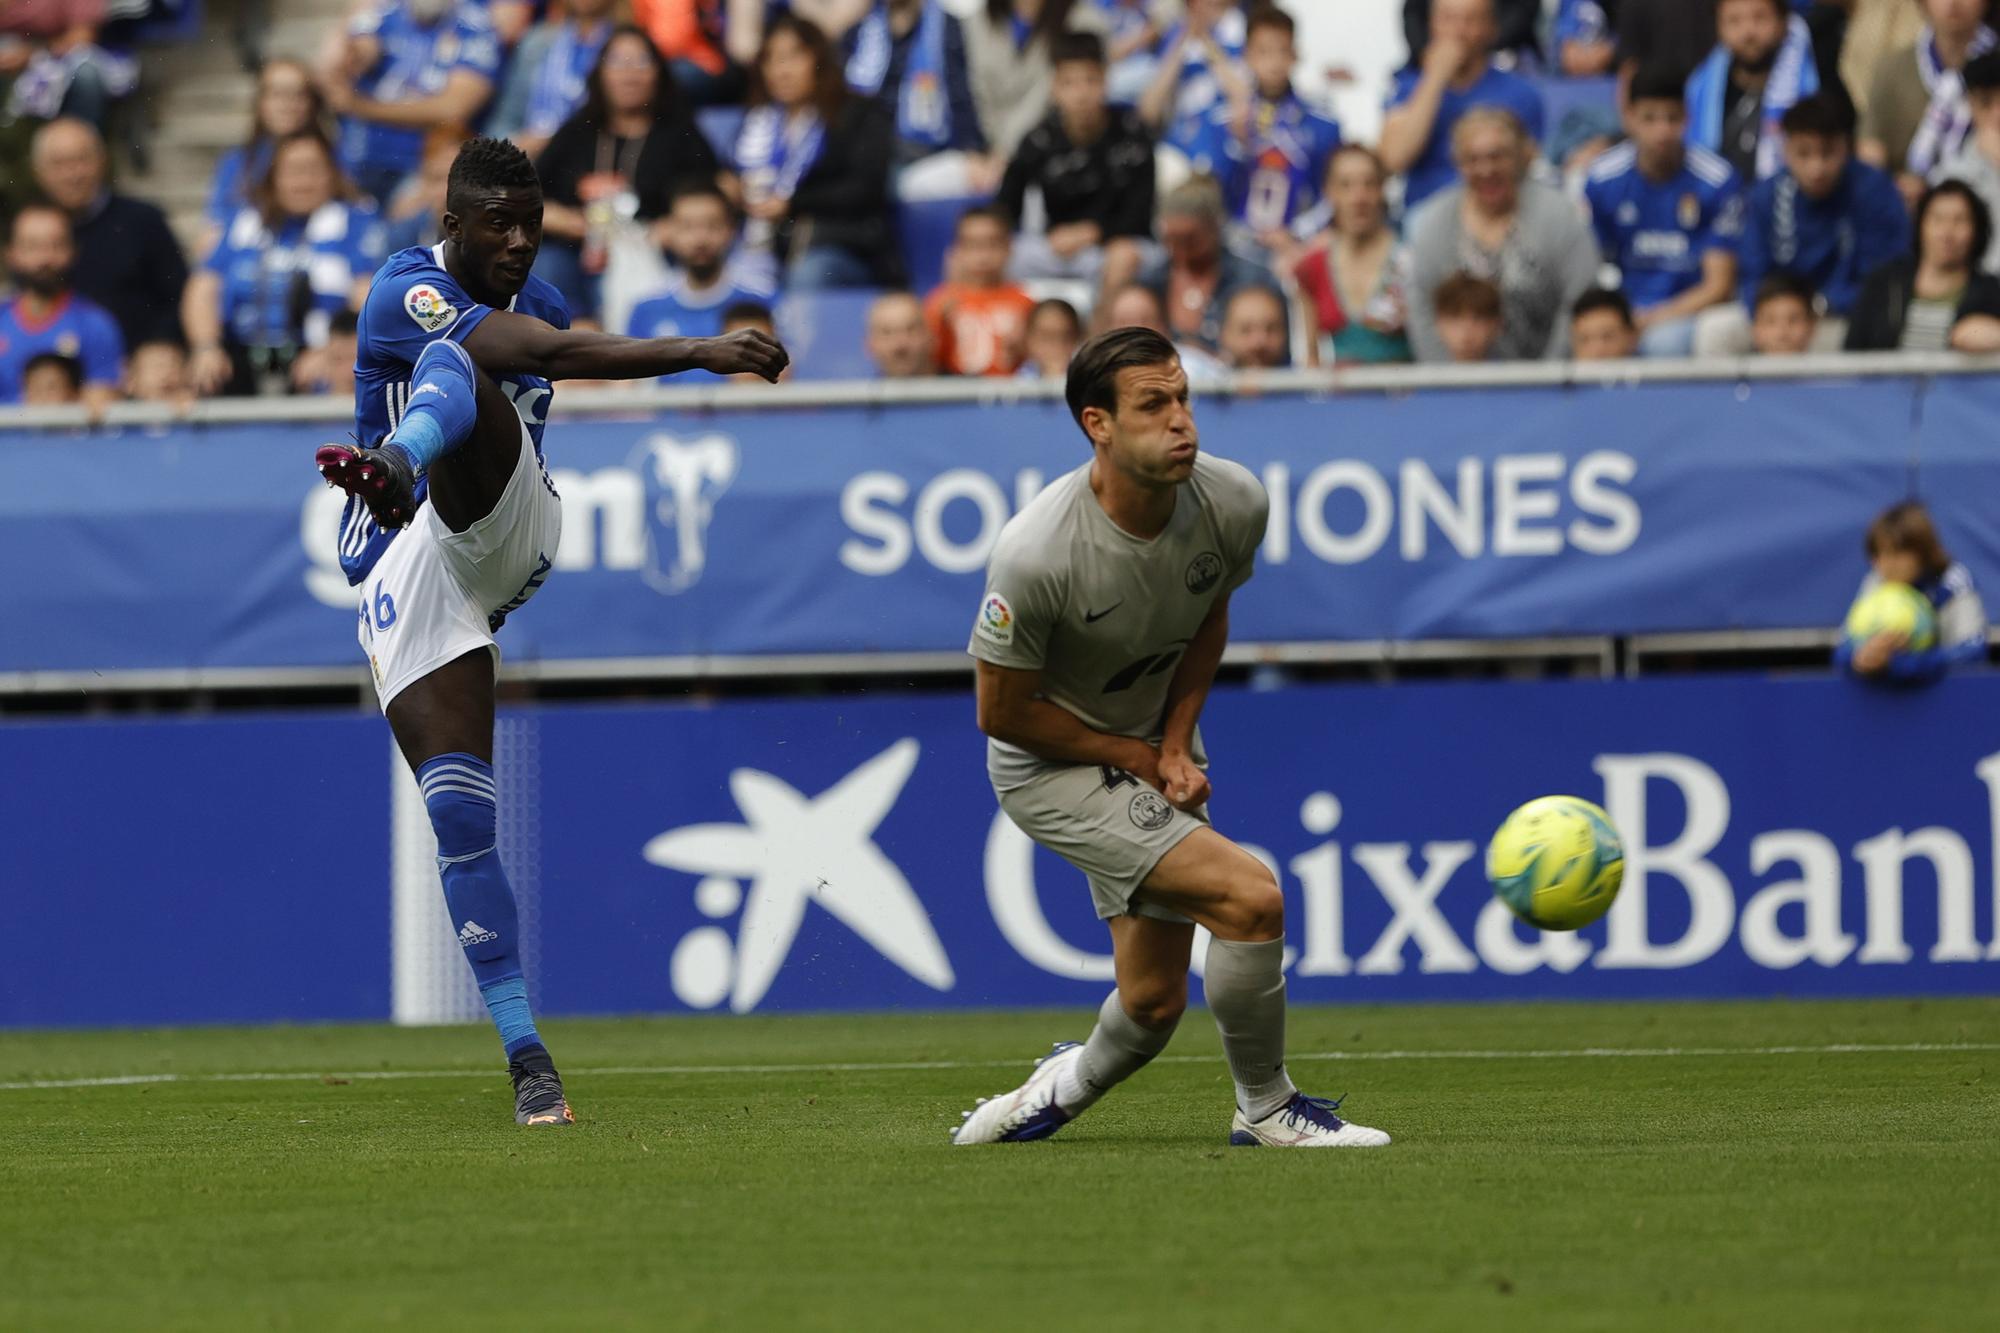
[13, 0, 2000, 410]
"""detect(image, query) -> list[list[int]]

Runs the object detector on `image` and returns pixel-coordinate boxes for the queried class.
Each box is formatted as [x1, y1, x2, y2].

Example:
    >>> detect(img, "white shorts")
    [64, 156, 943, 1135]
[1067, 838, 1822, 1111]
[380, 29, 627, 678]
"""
[995, 761, 1208, 924]
[356, 419, 562, 712]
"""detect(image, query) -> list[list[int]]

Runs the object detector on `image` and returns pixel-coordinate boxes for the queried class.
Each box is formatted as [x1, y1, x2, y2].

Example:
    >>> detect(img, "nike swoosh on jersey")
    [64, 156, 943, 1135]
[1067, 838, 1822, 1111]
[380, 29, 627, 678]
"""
[1085, 602, 1125, 623]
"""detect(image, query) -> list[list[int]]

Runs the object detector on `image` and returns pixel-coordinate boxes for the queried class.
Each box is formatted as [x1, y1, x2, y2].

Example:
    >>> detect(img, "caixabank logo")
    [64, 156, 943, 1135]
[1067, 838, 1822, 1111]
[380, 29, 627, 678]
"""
[630, 723, 2000, 1013]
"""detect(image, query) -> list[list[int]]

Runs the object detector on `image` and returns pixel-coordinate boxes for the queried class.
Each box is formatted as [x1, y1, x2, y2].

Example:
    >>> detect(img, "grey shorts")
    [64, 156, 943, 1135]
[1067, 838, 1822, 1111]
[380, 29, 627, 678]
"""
[995, 762, 1208, 923]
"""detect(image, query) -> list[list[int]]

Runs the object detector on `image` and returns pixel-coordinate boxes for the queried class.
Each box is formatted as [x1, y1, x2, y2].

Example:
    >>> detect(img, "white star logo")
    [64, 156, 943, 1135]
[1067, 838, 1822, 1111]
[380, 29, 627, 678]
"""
[642, 739, 955, 1012]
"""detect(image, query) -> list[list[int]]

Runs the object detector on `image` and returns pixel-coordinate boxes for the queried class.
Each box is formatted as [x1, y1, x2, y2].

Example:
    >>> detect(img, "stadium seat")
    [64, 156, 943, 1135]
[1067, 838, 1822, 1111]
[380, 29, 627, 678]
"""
[896, 193, 992, 295]
[696, 107, 746, 161]
[776, 289, 886, 380]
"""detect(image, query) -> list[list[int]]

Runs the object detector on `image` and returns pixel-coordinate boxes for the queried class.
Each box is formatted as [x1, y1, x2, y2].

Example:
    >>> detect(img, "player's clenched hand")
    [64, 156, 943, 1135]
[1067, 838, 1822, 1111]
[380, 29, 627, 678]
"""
[1157, 750, 1211, 811]
[696, 329, 790, 382]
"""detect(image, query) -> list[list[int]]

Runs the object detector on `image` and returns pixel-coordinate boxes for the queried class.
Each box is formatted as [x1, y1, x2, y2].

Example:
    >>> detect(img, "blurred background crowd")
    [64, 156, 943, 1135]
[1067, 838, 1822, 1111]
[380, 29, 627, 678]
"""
[5, 0, 2000, 411]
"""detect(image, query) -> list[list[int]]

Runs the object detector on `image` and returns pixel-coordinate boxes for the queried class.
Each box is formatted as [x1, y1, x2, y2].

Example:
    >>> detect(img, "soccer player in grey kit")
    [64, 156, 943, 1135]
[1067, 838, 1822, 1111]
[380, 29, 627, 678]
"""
[952, 327, 1391, 1148]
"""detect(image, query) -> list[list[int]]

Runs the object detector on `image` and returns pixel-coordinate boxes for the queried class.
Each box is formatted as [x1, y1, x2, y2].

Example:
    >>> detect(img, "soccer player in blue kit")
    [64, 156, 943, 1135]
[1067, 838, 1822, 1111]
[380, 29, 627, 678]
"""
[315, 138, 787, 1126]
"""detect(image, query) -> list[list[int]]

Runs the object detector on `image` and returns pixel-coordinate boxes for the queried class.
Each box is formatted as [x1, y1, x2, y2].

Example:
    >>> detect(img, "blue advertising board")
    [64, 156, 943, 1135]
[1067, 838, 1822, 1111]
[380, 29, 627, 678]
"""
[2, 374, 1984, 675]
[5, 673, 1999, 1028]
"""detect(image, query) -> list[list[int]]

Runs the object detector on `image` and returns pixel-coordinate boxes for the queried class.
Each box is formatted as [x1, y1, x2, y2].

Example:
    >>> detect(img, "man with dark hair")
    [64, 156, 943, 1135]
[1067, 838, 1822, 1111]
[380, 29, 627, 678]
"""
[311, 136, 787, 1129]
[999, 30, 1156, 292]
[1686, 0, 1820, 184]
[1216, 283, 1289, 368]
[1586, 64, 1744, 356]
[1380, 0, 1546, 211]
[952, 326, 1390, 1151]
[1570, 287, 1641, 360]
[1737, 92, 1910, 331]
[0, 201, 123, 410]
[625, 181, 777, 380]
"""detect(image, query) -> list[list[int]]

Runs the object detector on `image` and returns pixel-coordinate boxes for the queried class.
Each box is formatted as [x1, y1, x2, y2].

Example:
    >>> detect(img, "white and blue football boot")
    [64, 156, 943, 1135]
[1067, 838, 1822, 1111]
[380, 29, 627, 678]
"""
[950, 1042, 1085, 1145]
[1229, 1093, 1391, 1148]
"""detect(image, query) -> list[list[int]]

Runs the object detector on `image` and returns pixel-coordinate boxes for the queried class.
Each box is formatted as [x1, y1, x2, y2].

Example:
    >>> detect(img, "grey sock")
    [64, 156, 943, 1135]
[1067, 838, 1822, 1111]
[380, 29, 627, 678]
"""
[1203, 937, 1298, 1121]
[1063, 989, 1177, 1110]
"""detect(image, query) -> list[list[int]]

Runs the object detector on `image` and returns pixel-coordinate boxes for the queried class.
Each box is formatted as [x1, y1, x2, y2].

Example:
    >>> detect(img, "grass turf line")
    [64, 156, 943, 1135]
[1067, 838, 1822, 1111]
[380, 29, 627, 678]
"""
[3, 998, 1997, 1331]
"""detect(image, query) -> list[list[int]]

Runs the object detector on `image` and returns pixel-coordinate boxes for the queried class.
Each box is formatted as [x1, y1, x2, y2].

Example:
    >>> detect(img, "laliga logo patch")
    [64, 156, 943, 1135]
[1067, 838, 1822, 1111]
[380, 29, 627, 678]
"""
[1129, 789, 1173, 831]
[978, 593, 1014, 645]
[1185, 552, 1222, 594]
[404, 283, 457, 334]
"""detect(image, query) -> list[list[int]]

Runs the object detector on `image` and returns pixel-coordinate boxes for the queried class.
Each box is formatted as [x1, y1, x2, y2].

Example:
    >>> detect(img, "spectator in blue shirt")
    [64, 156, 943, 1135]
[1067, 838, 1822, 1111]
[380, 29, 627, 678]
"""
[1178, 4, 1342, 263]
[485, 0, 617, 161]
[0, 202, 122, 410]
[844, 0, 997, 199]
[625, 181, 779, 381]
[1738, 93, 1912, 329]
[204, 58, 329, 256]
[1686, 0, 1819, 185]
[182, 132, 385, 397]
[1380, 0, 1546, 211]
[1586, 65, 1745, 356]
[1138, 0, 1248, 142]
[322, 0, 503, 205]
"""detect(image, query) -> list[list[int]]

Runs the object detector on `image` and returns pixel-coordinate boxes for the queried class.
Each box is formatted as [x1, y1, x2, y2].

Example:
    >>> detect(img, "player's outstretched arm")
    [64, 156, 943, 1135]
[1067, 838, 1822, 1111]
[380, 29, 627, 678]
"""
[461, 310, 790, 383]
[1156, 595, 1231, 809]
[975, 661, 1161, 783]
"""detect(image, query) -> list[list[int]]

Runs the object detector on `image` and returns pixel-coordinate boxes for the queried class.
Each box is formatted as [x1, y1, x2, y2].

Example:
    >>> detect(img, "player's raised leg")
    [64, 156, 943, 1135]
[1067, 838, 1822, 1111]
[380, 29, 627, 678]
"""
[1140, 829, 1390, 1148]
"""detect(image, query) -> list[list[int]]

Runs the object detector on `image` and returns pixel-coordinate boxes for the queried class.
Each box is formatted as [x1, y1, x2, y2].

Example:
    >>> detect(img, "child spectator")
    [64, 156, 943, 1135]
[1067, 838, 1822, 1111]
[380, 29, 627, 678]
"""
[627, 182, 778, 374]
[206, 59, 329, 252]
[1930, 50, 2000, 268]
[1737, 94, 1912, 338]
[1018, 297, 1084, 378]
[1586, 65, 1744, 357]
[844, 0, 997, 198]
[487, 0, 617, 160]
[1750, 271, 1821, 352]
[1380, 0, 1545, 212]
[1846, 178, 2000, 350]
[1292, 145, 1412, 366]
[866, 291, 938, 377]
[183, 133, 384, 397]
[540, 28, 721, 319]
[125, 340, 191, 406]
[720, 300, 793, 384]
[1838, 499, 1987, 681]
[1407, 108, 1600, 362]
[1554, 0, 1616, 79]
[923, 206, 1037, 376]
[736, 13, 901, 290]
[1859, 0, 1996, 208]
[1216, 283, 1289, 369]
[31, 118, 187, 352]
[1135, 174, 1285, 355]
[999, 32, 1156, 291]
[323, 0, 502, 206]
[1570, 287, 1641, 360]
[1139, 0, 1248, 141]
[1431, 271, 1504, 362]
[1178, 5, 1342, 262]
[965, 0, 1112, 159]
[1686, 0, 1820, 185]
[20, 352, 82, 406]
[0, 202, 122, 410]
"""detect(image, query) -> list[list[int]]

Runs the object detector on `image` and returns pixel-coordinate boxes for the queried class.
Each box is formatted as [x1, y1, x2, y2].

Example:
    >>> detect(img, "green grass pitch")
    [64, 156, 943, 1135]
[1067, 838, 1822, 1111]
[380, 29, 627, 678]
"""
[5, 998, 1998, 1331]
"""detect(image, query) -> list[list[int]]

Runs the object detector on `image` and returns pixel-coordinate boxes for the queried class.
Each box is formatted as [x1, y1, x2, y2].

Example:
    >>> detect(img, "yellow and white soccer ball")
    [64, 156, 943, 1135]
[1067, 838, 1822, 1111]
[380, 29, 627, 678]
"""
[1843, 581, 1937, 653]
[1486, 796, 1625, 932]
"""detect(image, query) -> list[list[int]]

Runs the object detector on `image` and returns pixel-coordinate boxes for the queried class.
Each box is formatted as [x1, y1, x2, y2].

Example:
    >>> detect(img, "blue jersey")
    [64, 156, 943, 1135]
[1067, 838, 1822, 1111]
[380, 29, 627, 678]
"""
[341, 1, 502, 181]
[206, 201, 386, 350]
[1738, 160, 1911, 316]
[1179, 88, 1342, 234]
[624, 261, 776, 382]
[1585, 144, 1743, 309]
[341, 243, 570, 585]
[1386, 64, 1545, 211]
[0, 293, 125, 402]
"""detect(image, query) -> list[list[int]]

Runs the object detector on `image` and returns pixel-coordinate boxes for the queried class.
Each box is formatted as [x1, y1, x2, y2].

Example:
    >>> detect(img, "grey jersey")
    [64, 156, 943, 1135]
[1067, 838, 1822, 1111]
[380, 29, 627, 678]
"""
[967, 454, 1270, 784]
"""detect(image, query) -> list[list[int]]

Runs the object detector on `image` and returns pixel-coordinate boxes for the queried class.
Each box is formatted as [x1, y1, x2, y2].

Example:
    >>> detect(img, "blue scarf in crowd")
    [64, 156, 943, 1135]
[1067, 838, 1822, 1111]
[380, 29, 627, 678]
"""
[734, 104, 828, 248]
[846, 0, 952, 149]
[1907, 24, 2000, 175]
[1687, 14, 1818, 180]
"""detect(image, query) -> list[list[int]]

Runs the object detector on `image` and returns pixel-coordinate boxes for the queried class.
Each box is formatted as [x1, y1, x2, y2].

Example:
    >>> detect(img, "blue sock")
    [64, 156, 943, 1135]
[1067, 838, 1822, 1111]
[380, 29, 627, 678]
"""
[385, 339, 480, 474]
[419, 752, 544, 1059]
